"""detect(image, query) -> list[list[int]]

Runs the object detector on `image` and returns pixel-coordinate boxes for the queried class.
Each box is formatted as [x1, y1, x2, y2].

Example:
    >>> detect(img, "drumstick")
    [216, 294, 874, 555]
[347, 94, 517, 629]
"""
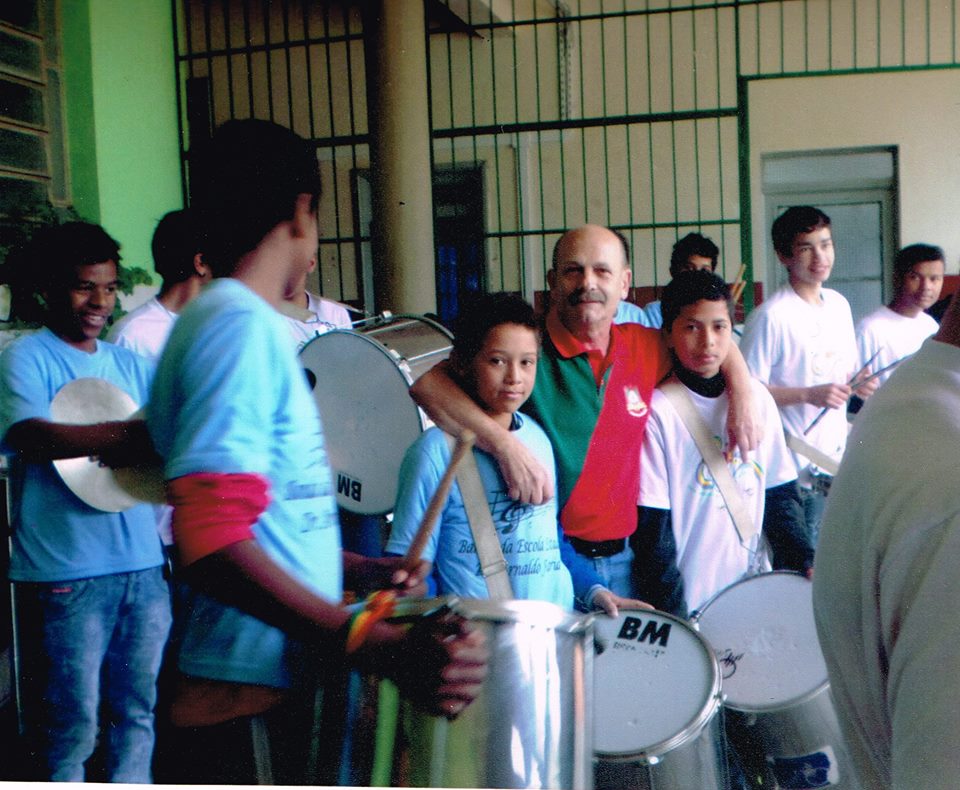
[846, 355, 909, 389]
[802, 349, 887, 435]
[401, 430, 476, 572]
[730, 264, 747, 303]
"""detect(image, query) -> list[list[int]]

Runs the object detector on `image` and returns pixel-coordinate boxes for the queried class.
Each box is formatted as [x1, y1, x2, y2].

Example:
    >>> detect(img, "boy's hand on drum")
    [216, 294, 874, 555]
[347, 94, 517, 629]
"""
[493, 432, 554, 505]
[592, 589, 653, 617]
[391, 614, 488, 719]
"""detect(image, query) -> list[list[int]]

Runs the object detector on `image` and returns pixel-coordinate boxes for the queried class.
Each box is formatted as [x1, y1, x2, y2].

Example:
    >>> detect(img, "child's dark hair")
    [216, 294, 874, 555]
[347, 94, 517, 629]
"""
[660, 269, 733, 332]
[451, 292, 539, 368]
[670, 232, 719, 276]
[771, 205, 831, 258]
[893, 243, 944, 281]
[28, 221, 121, 295]
[189, 119, 321, 277]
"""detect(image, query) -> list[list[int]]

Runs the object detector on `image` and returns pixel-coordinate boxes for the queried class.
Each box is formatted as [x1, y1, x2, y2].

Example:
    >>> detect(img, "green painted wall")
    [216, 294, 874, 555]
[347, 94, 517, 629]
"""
[61, 0, 182, 279]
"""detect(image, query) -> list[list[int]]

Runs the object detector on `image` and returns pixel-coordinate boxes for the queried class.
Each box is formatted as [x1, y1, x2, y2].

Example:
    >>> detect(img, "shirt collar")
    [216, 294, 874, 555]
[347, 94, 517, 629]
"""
[545, 309, 617, 384]
[546, 309, 593, 358]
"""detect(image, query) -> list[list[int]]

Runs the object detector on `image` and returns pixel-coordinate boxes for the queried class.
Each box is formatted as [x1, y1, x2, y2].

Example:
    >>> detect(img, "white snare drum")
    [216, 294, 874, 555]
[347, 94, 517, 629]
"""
[593, 609, 727, 790]
[694, 572, 859, 789]
[300, 314, 452, 514]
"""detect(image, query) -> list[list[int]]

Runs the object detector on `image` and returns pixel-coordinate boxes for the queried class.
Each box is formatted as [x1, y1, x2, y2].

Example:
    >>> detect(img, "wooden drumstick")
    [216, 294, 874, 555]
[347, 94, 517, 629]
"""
[401, 429, 476, 571]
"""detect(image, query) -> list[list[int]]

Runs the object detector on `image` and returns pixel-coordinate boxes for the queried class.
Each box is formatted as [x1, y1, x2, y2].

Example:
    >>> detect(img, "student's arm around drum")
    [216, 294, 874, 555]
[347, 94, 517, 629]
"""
[410, 361, 554, 505]
[179, 539, 487, 719]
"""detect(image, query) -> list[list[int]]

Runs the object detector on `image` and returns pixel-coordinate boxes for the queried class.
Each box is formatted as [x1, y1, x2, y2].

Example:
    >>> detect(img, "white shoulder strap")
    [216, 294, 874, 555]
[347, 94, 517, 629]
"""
[659, 378, 759, 546]
[784, 433, 841, 476]
[445, 434, 514, 600]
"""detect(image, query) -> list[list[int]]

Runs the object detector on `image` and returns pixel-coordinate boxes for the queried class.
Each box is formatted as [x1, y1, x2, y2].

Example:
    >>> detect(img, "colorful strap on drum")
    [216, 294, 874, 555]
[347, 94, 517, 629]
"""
[345, 590, 397, 654]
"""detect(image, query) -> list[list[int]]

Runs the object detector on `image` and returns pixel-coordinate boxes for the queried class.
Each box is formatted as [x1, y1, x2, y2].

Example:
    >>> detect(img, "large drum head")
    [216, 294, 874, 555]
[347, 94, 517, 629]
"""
[300, 317, 451, 515]
[593, 609, 721, 760]
[50, 378, 163, 512]
[695, 572, 827, 712]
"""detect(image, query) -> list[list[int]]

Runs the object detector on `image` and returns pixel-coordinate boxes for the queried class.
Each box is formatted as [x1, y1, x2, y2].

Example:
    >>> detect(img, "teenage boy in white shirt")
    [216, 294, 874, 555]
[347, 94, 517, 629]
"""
[739, 206, 876, 547]
[638, 270, 811, 615]
[855, 243, 944, 395]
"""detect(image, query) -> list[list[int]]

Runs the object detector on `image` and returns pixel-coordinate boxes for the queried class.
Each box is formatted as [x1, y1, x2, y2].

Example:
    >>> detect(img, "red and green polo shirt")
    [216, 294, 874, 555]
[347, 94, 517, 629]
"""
[523, 312, 669, 542]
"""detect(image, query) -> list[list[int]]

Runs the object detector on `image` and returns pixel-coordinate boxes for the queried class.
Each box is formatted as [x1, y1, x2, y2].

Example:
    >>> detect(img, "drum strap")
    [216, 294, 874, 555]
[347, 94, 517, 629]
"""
[784, 433, 841, 476]
[445, 434, 514, 599]
[660, 379, 759, 547]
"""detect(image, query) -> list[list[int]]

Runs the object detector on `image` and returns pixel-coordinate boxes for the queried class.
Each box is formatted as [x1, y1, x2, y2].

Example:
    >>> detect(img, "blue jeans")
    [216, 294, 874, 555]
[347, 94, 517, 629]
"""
[16, 567, 172, 782]
[585, 543, 636, 599]
[799, 486, 827, 549]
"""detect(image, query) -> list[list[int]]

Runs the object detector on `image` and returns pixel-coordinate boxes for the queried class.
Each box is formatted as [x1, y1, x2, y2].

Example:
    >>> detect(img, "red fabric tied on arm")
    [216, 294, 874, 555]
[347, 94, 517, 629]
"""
[167, 473, 271, 565]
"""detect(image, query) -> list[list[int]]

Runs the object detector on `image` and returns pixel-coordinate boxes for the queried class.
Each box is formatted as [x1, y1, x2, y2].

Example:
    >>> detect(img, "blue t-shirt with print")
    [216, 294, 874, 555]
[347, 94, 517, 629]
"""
[0, 328, 162, 582]
[148, 279, 341, 687]
[387, 415, 575, 608]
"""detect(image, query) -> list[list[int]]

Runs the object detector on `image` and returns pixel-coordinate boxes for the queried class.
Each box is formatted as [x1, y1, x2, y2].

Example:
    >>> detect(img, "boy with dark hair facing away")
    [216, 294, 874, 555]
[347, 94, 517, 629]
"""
[638, 270, 812, 615]
[739, 206, 876, 547]
[855, 242, 944, 390]
[388, 292, 648, 615]
[107, 208, 211, 362]
[0, 221, 171, 781]
[146, 119, 485, 784]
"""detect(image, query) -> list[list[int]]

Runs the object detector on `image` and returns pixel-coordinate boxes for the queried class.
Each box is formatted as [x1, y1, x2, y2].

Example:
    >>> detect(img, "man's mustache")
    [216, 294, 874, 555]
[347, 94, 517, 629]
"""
[567, 289, 606, 306]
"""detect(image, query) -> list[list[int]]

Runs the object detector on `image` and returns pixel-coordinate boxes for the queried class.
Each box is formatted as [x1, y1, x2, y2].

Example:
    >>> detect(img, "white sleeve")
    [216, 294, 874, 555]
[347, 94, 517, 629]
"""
[638, 396, 671, 509]
[739, 305, 778, 384]
[856, 317, 880, 370]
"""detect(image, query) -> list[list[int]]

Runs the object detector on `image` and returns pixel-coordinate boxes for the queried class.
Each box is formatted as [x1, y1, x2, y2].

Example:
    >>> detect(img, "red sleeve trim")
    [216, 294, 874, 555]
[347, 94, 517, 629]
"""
[167, 473, 271, 566]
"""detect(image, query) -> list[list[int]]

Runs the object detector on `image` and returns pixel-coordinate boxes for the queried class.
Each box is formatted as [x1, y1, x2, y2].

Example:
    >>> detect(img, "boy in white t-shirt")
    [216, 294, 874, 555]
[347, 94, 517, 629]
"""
[739, 206, 876, 547]
[854, 243, 944, 399]
[638, 270, 811, 614]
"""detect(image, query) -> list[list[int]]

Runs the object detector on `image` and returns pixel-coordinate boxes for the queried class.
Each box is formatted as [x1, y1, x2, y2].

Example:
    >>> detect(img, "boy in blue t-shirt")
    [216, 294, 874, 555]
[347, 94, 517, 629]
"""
[146, 119, 486, 785]
[388, 292, 648, 615]
[0, 221, 170, 782]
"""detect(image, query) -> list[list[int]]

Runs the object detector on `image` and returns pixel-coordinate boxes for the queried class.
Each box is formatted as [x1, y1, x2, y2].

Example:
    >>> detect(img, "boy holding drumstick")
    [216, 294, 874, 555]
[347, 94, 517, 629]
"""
[388, 292, 647, 615]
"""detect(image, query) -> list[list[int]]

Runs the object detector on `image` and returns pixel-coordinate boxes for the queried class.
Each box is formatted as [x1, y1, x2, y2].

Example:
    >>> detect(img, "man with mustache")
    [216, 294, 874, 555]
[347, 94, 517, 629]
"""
[412, 224, 758, 608]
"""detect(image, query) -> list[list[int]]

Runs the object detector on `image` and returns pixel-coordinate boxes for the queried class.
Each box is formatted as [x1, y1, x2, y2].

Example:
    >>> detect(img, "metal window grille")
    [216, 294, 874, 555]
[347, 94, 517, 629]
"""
[173, 0, 960, 311]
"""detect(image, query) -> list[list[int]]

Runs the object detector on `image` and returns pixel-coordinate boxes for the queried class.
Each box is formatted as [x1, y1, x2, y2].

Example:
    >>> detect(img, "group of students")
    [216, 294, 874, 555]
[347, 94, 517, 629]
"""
[1, 119, 487, 784]
[1, 112, 948, 784]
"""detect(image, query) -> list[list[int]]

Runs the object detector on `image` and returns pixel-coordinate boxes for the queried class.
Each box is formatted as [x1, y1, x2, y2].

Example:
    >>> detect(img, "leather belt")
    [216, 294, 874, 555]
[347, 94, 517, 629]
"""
[567, 536, 626, 558]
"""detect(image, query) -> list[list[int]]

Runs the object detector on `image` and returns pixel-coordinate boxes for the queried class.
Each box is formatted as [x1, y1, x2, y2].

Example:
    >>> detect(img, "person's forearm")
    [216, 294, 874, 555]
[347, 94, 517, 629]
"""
[4, 418, 144, 462]
[183, 540, 411, 670]
[719, 342, 750, 397]
[766, 384, 810, 408]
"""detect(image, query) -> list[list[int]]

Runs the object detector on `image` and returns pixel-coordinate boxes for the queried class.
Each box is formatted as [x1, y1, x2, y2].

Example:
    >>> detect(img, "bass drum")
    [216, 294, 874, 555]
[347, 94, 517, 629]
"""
[693, 571, 860, 790]
[300, 314, 453, 515]
[593, 609, 727, 790]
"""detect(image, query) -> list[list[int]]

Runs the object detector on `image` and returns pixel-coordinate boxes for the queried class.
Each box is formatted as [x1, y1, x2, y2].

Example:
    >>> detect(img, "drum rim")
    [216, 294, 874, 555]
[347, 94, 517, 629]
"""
[299, 317, 451, 515]
[594, 608, 724, 763]
[692, 570, 829, 712]
[451, 597, 594, 633]
[690, 569, 808, 620]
